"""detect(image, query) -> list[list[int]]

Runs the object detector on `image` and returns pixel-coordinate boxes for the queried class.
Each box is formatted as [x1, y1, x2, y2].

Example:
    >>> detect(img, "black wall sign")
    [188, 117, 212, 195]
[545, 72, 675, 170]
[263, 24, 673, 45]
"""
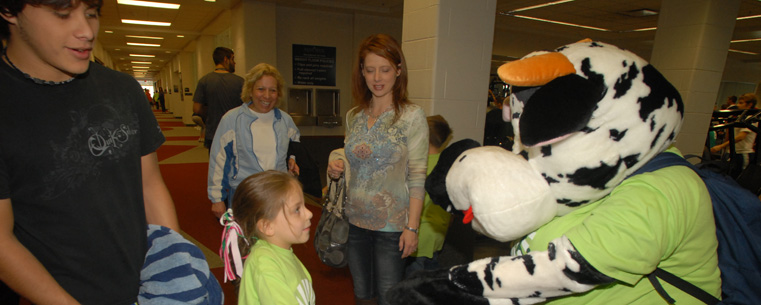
[293, 44, 336, 86]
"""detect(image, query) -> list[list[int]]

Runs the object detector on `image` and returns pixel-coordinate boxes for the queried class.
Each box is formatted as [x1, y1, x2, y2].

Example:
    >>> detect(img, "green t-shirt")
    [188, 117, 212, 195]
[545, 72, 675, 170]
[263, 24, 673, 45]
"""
[412, 153, 452, 258]
[239, 240, 315, 305]
[512, 148, 721, 304]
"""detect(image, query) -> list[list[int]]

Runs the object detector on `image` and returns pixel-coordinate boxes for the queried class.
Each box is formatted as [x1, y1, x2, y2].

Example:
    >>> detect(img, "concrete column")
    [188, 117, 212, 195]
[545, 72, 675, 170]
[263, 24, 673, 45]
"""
[194, 35, 215, 79]
[403, 0, 497, 143]
[650, 0, 741, 157]
[235, 0, 277, 74]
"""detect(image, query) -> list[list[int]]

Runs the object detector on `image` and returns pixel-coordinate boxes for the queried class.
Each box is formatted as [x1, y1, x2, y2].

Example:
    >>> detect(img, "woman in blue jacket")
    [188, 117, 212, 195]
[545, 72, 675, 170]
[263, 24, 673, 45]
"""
[207, 63, 300, 218]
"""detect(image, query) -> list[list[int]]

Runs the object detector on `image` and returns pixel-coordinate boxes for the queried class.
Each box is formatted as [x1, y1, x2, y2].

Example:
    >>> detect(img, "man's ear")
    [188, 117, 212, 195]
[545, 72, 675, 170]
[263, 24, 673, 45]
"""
[256, 219, 274, 237]
[0, 12, 18, 25]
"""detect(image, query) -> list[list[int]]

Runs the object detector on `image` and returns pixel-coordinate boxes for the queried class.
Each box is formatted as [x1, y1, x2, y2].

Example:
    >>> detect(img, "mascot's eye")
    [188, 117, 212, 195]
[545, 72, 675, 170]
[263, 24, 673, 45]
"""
[511, 86, 540, 104]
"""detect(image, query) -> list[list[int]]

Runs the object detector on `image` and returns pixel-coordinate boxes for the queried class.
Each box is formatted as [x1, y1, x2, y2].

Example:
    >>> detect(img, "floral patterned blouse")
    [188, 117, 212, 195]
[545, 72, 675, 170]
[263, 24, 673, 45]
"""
[344, 104, 428, 232]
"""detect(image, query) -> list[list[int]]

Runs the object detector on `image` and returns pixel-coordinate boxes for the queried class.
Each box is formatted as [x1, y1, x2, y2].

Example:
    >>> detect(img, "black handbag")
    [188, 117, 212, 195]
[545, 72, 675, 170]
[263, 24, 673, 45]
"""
[314, 175, 350, 268]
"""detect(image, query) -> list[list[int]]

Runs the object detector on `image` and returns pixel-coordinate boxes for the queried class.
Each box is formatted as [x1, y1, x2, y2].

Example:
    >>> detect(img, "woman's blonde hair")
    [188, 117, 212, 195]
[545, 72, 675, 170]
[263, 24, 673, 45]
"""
[231, 170, 301, 256]
[241, 63, 286, 107]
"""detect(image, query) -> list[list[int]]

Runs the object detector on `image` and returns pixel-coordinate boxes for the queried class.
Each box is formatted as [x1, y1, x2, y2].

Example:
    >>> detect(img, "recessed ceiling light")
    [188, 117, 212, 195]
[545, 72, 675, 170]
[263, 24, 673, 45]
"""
[126, 35, 164, 40]
[127, 42, 161, 47]
[105, 30, 114, 33]
[122, 19, 171, 26]
[177, 35, 184, 38]
[205, 0, 216, 2]
[117, 0, 180, 9]
[130, 54, 156, 58]
[131, 61, 152, 64]
[132, 66, 151, 69]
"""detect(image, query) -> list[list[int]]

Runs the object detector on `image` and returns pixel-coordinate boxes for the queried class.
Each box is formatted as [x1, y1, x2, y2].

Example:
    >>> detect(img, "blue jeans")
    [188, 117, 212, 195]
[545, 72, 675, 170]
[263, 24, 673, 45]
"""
[347, 224, 405, 305]
[405, 251, 440, 278]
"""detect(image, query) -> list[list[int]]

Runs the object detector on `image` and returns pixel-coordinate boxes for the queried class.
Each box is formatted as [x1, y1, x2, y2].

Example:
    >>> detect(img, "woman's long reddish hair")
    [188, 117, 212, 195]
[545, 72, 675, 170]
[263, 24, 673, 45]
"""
[351, 34, 410, 122]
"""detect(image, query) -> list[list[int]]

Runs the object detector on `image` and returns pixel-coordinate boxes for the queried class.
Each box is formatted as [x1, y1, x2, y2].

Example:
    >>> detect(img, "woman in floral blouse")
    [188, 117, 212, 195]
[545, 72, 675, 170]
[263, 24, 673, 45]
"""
[327, 34, 428, 305]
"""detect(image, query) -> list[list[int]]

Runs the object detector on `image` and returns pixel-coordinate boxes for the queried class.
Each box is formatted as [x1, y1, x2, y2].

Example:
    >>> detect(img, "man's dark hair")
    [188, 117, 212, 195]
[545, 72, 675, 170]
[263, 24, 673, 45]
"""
[212, 47, 234, 65]
[1, 0, 102, 40]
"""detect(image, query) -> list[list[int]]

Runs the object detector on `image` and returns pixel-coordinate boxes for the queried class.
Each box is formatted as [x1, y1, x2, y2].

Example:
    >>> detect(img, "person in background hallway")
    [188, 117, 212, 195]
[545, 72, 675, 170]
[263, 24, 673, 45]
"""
[711, 93, 758, 177]
[327, 34, 428, 305]
[221, 171, 315, 305]
[483, 97, 514, 150]
[207, 63, 300, 219]
[158, 86, 166, 112]
[144, 88, 153, 106]
[405, 115, 453, 277]
[722, 95, 738, 110]
[193, 47, 244, 149]
[0, 0, 180, 304]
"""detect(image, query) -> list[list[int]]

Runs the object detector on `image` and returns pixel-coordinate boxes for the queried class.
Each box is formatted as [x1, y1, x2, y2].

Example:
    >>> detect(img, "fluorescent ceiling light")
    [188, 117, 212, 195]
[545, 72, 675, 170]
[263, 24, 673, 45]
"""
[122, 19, 171, 26]
[131, 61, 152, 64]
[127, 42, 161, 47]
[117, 0, 180, 9]
[632, 27, 657, 32]
[205, 0, 216, 2]
[729, 49, 759, 55]
[177, 35, 185, 38]
[132, 66, 151, 69]
[509, 0, 575, 13]
[105, 30, 114, 33]
[512, 14, 610, 31]
[126, 35, 163, 40]
[130, 54, 155, 57]
[731, 38, 761, 43]
[737, 14, 761, 20]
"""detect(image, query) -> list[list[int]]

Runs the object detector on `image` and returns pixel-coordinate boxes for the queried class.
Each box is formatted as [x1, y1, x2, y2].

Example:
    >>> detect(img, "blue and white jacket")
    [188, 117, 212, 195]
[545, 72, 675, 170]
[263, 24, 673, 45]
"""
[207, 103, 300, 204]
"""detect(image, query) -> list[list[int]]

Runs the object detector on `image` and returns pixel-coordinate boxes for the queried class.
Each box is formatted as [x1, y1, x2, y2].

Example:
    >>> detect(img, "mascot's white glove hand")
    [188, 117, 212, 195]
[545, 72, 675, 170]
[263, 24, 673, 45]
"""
[449, 236, 614, 304]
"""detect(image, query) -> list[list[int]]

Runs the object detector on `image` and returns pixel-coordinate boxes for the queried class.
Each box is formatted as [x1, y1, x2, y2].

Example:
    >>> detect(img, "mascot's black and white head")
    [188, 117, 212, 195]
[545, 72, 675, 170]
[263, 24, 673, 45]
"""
[501, 39, 684, 215]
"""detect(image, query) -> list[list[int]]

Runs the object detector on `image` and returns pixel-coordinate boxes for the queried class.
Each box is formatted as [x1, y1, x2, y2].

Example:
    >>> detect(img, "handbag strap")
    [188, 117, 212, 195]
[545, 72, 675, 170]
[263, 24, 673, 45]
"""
[324, 175, 347, 216]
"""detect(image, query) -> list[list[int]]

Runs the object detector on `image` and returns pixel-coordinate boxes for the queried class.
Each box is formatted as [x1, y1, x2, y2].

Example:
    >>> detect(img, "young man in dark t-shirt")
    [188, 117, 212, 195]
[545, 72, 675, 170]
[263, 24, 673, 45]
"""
[0, 0, 180, 303]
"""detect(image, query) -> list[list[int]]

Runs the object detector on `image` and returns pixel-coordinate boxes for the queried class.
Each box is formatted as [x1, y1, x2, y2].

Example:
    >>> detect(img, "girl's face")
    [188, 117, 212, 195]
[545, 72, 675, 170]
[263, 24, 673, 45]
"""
[266, 185, 313, 250]
[249, 75, 279, 113]
[362, 53, 399, 101]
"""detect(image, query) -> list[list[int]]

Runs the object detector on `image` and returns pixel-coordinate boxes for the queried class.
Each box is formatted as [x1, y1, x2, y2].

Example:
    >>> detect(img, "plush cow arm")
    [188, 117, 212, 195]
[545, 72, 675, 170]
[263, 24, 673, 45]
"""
[389, 236, 614, 305]
[451, 235, 614, 304]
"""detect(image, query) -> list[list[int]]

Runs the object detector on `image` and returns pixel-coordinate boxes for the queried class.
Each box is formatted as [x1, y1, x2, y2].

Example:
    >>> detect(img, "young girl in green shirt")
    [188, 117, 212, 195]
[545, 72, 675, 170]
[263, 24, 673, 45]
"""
[221, 170, 316, 305]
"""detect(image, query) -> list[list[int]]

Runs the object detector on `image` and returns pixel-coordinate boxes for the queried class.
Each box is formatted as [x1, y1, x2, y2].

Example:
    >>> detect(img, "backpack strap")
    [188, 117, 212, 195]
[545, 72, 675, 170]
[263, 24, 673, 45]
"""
[650, 268, 720, 305]
[632, 152, 721, 305]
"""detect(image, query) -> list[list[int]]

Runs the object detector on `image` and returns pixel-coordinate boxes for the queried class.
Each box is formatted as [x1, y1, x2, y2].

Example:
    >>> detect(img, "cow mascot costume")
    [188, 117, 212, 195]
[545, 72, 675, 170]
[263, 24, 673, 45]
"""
[388, 40, 721, 304]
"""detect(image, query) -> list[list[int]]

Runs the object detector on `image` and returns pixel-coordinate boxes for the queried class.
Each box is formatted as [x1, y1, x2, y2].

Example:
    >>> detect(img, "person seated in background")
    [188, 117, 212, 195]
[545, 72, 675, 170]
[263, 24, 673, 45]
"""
[712, 93, 758, 177]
